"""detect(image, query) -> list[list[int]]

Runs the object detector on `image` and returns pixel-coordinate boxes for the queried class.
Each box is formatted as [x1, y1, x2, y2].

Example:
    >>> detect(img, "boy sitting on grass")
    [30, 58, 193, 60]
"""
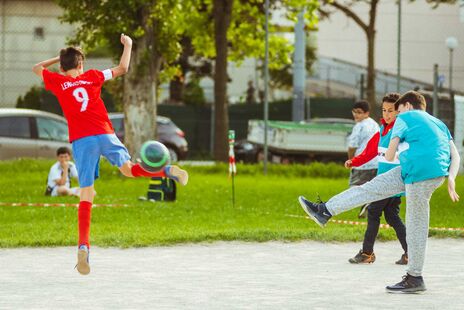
[46, 147, 80, 197]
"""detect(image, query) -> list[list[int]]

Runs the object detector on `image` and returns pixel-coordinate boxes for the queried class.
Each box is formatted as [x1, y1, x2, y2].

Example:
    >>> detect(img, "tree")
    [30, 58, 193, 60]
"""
[320, 0, 456, 111]
[57, 0, 319, 160]
[57, 0, 187, 154]
[184, 0, 319, 160]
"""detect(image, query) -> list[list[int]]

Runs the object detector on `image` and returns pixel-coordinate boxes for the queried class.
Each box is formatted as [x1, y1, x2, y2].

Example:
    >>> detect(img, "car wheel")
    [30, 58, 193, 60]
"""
[167, 147, 179, 163]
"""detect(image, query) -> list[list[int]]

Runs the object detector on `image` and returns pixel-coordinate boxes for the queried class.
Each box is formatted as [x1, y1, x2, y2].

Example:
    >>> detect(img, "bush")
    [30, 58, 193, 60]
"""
[183, 78, 206, 106]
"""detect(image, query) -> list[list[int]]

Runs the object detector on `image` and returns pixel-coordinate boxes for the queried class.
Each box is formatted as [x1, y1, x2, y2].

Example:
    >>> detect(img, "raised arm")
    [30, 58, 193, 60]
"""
[32, 56, 60, 78]
[111, 34, 133, 78]
[385, 137, 400, 162]
[448, 140, 461, 202]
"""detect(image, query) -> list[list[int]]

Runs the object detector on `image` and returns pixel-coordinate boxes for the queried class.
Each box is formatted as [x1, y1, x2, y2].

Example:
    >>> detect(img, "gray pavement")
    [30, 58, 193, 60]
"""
[1, 239, 463, 309]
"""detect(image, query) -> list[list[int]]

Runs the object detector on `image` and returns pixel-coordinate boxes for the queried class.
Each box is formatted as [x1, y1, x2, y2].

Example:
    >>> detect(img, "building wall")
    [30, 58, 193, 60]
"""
[316, 1, 464, 93]
[0, 0, 112, 107]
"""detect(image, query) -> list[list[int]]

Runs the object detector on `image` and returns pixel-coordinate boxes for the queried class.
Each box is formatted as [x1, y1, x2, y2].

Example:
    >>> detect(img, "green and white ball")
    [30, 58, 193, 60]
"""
[140, 141, 171, 172]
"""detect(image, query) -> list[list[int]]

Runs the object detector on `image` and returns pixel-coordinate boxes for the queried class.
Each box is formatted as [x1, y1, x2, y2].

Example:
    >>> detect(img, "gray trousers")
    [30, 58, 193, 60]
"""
[326, 166, 445, 276]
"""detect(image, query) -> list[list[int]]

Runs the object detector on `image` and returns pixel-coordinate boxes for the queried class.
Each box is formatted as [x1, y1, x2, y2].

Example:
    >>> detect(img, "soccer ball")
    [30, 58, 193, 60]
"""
[139, 141, 171, 172]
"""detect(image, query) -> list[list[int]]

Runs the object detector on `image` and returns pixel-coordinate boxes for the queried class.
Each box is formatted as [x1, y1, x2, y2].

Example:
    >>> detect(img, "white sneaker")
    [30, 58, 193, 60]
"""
[76, 245, 90, 275]
[166, 165, 189, 186]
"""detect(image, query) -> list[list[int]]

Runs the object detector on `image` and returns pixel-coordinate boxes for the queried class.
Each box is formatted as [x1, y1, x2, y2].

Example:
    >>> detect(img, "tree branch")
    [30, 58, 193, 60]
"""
[327, 1, 368, 33]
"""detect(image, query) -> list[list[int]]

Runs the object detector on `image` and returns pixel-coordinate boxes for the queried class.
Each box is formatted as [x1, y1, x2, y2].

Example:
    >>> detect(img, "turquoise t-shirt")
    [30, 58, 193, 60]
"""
[391, 110, 451, 184]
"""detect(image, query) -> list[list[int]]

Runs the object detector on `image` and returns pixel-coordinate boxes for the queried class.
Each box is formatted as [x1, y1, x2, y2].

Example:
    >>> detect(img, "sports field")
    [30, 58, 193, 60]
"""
[0, 159, 463, 248]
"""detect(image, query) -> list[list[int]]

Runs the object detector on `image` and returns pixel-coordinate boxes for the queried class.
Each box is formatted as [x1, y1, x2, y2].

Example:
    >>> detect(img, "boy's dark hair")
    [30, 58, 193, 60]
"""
[395, 91, 426, 111]
[56, 147, 71, 156]
[59, 47, 85, 71]
[352, 100, 370, 113]
[382, 92, 400, 104]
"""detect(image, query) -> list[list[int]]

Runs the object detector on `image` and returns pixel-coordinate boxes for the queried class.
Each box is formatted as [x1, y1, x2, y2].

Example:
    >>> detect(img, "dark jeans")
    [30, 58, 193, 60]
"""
[362, 196, 407, 254]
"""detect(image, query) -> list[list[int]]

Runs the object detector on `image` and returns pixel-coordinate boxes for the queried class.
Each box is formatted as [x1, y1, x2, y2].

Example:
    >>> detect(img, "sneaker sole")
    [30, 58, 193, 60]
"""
[358, 204, 369, 218]
[348, 259, 375, 264]
[77, 249, 90, 275]
[169, 166, 188, 186]
[386, 288, 426, 294]
[298, 196, 326, 228]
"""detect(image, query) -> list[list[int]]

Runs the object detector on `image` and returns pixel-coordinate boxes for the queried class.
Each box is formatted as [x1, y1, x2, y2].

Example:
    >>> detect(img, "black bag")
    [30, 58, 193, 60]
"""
[45, 167, 71, 196]
[147, 177, 176, 201]
[45, 185, 53, 196]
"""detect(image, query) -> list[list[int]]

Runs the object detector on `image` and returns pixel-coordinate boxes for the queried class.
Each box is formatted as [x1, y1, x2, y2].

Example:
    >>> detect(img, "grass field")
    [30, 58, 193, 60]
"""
[0, 159, 463, 248]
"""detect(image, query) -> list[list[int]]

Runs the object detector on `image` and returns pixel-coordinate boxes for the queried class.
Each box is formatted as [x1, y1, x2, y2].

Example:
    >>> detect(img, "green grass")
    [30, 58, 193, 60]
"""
[0, 159, 463, 248]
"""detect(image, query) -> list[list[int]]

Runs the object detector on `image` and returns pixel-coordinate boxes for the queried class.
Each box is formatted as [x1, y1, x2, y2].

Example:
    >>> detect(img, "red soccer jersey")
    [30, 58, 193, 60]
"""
[42, 69, 114, 142]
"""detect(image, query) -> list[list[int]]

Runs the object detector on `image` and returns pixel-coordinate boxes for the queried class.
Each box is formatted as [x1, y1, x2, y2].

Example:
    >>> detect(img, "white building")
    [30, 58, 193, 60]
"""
[0, 0, 110, 107]
[1, 0, 463, 107]
[316, 0, 464, 94]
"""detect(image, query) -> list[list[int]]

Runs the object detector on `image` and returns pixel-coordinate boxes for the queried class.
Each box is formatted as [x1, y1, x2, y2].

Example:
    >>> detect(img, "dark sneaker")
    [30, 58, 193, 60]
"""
[395, 253, 408, 265]
[348, 250, 376, 264]
[298, 196, 332, 227]
[358, 204, 369, 219]
[386, 274, 426, 294]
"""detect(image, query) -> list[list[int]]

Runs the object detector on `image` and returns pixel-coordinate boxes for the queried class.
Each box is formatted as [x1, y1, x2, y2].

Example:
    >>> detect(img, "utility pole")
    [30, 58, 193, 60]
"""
[396, 0, 402, 92]
[292, 9, 305, 122]
[263, 0, 270, 175]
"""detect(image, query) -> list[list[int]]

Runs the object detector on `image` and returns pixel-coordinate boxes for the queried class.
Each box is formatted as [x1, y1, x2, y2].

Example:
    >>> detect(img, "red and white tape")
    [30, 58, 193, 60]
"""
[286, 214, 464, 232]
[0, 202, 129, 208]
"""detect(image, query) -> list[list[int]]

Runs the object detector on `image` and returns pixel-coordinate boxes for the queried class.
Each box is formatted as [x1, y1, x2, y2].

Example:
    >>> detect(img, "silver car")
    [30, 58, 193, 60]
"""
[0, 108, 70, 160]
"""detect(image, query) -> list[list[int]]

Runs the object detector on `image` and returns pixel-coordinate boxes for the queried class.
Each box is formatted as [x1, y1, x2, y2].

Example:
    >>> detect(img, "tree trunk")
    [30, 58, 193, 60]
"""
[366, 0, 379, 118]
[123, 17, 161, 156]
[366, 31, 376, 109]
[213, 0, 233, 161]
[169, 76, 184, 104]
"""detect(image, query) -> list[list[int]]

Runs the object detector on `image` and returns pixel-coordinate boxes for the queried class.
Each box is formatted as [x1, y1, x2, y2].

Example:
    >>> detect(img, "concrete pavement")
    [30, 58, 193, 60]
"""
[1, 239, 463, 309]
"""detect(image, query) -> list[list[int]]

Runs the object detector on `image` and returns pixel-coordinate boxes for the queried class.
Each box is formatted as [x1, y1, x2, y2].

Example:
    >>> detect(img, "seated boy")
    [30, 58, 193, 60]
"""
[46, 147, 80, 197]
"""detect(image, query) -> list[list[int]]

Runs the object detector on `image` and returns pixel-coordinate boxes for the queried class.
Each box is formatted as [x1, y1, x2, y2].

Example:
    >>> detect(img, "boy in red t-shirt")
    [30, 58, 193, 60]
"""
[33, 34, 188, 275]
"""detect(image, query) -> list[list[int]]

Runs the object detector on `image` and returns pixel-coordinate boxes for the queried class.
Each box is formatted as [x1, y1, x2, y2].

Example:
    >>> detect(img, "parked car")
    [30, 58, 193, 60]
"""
[0, 108, 70, 160]
[108, 113, 188, 162]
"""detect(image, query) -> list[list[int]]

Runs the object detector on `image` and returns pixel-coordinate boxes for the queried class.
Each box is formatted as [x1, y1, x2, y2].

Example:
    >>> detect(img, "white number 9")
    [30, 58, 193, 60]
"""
[73, 87, 89, 112]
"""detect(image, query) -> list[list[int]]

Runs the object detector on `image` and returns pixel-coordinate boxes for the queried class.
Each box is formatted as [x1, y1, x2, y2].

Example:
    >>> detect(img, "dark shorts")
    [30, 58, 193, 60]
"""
[349, 168, 377, 187]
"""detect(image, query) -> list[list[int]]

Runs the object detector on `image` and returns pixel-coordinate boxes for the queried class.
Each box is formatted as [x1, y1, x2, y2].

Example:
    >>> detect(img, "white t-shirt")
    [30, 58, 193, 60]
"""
[47, 161, 78, 189]
[347, 117, 379, 170]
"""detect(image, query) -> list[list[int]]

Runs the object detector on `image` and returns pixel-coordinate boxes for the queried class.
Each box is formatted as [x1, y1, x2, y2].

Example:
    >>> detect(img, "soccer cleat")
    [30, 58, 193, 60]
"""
[348, 250, 376, 264]
[76, 244, 90, 275]
[386, 274, 426, 294]
[165, 165, 188, 186]
[298, 196, 332, 227]
[395, 253, 408, 265]
[358, 204, 369, 219]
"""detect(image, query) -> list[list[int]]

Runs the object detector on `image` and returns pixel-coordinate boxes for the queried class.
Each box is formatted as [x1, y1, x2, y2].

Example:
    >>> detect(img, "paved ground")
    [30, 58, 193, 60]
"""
[1, 239, 463, 309]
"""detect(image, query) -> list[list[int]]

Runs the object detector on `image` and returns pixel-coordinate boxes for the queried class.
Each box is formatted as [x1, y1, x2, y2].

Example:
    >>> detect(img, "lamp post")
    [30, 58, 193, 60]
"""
[445, 37, 458, 92]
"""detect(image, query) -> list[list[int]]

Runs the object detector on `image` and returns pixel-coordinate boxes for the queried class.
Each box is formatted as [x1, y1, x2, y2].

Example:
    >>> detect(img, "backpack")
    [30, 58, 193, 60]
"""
[146, 177, 176, 201]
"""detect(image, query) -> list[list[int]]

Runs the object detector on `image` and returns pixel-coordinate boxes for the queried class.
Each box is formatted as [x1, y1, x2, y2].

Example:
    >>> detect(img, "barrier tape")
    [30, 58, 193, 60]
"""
[0, 202, 129, 208]
[2, 203, 463, 232]
[285, 214, 464, 232]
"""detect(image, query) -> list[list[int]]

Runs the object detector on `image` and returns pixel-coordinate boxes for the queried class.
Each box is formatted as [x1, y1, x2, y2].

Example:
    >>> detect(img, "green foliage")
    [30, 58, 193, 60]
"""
[16, 86, 42, 110]
[185, 0, 319, 67]
[183, 78, 206, 106]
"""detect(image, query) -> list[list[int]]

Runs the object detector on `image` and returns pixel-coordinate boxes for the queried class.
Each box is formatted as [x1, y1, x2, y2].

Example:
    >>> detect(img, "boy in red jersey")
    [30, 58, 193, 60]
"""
[32, 34, 188, 275]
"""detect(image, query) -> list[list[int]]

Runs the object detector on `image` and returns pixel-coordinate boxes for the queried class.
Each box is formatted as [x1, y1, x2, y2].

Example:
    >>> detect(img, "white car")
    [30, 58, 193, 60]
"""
[0, 108, 70, 160]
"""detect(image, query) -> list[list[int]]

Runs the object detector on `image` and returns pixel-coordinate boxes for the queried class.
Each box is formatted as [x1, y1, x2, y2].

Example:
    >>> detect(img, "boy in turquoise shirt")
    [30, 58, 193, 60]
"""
[298, 91, 460, 293]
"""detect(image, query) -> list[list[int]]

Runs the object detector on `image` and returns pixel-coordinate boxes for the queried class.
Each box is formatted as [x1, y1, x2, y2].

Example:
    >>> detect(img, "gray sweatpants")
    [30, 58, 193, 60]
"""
[326, 166, 445, 276]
